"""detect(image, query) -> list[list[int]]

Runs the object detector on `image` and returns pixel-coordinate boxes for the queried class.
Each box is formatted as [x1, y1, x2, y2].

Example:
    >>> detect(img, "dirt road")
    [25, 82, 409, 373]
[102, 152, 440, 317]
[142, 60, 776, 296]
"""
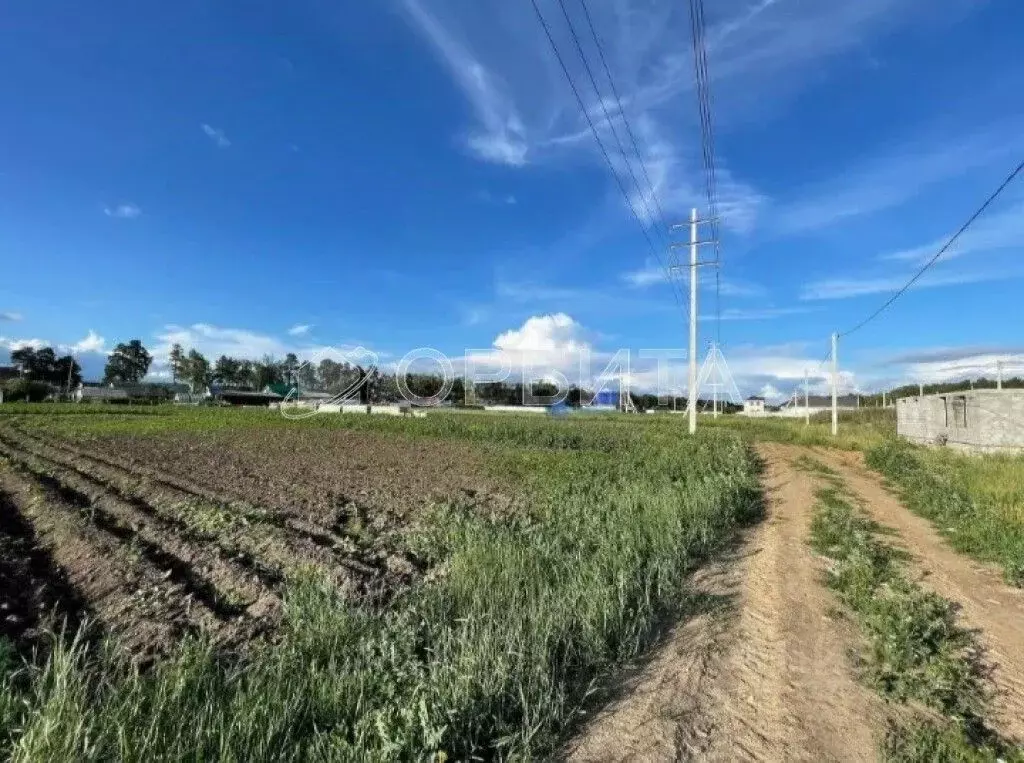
[566, 443, 883, 761]
[810, 446, 1024, 744]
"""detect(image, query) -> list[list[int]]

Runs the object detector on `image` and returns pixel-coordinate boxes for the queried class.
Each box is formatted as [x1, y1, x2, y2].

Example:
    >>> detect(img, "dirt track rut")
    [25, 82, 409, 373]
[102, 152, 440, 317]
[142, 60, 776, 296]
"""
[567, 443, 882, 761]
[810, 446, 1024, 744]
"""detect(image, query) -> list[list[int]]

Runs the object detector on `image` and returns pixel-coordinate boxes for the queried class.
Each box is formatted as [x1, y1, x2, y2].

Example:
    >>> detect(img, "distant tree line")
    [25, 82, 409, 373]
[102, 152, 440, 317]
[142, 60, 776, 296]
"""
[2, 346, 83, 401]
[860, 376, 1024, 406]
[5, 337, 706, 410]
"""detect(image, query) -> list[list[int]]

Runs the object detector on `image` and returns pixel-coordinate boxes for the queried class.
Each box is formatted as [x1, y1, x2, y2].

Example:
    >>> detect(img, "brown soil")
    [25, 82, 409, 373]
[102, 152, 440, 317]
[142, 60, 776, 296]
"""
[566, 443, 883, 761]
[809, 445, 1024, 745]
[0, 462, 231, 658]
[2, 427, 407, 601]
[63, 428, 517, 527]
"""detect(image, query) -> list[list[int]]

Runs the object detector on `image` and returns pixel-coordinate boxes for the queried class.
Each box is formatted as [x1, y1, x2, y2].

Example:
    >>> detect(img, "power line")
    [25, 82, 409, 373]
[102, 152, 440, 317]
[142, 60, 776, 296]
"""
[576, 0, 671, 233]
[554, 0, 667, 245]
[839, 159, 1024, 338]
[687, 0, 722, 344]
[529, 0, 688, 315]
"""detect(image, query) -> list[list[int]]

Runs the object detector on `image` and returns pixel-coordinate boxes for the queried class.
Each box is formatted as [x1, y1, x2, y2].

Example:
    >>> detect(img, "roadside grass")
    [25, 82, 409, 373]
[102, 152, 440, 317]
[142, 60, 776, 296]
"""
[0, 416, 761, 759]
[702, 407, 895, 451]
[867, 440, 1024, 586]
[807, 473, 1021, 761]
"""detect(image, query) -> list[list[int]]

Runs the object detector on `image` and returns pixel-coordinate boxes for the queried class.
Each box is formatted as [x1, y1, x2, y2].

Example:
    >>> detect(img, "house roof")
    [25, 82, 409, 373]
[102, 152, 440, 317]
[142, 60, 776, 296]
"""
[746, 396, 765, 402]
[781, 394, 860, 408]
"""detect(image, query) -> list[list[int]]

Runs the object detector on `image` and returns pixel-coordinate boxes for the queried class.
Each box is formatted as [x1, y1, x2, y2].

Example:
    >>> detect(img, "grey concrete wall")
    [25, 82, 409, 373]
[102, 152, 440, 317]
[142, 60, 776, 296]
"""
[897, 390, 1024, 452]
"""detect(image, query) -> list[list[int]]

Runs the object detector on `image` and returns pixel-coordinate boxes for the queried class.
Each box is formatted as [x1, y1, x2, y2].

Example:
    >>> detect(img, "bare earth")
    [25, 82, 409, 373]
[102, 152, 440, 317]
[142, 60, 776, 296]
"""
[810, 446, 1024, 744]
[566, 443, 883, 762]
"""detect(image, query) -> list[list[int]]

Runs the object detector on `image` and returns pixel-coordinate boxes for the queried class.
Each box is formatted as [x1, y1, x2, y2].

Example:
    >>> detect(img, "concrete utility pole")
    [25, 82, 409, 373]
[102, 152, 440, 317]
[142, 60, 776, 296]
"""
[997, 360, 1004, 390]
[804, 368, 810, 426]
[688, 208, 699, 435]
[831, 332, 839, 437]
[919, 382, 924, 397]
[670, 208, 717, 435]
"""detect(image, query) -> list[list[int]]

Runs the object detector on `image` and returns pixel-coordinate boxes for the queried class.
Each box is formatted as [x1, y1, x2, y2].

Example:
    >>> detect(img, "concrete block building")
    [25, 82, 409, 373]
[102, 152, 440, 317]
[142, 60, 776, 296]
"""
[897, 389, 1024, 452]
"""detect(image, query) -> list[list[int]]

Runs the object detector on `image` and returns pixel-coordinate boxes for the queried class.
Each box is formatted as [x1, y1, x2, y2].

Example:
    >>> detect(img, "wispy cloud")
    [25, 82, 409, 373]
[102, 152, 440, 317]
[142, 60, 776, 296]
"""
[0, 312, 22, 322]
[103, 203, 141, 219]
[622, 259, 764, 297]
[401, 0, 527, 166]
[778, 120, 1022, 233]
[287, 324, 312, 337]
[880, 199, 1024, 264]
[201, 123, 231, 148]
[710, 306, 816, 321]
[800, 265, 1024, 301]
[880, 345, 1024, 384]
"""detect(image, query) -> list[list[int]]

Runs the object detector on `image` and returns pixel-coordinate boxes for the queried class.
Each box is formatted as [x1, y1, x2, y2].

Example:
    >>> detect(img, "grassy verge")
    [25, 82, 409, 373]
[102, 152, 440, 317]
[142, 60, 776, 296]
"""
[867, 440, 1024, 586]
[0, 422, 760, 760]
[702, 408, 895, 451]
[806, 463, 1021, 761]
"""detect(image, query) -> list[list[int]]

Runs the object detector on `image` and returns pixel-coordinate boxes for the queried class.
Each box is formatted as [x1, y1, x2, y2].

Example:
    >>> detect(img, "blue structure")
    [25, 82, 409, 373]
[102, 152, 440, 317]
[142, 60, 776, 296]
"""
[591, 390, 620, 409]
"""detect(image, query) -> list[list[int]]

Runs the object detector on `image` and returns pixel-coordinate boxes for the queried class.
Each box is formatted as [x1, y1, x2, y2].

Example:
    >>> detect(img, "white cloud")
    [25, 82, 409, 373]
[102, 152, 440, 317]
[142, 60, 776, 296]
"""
[778, 121, 1022, 233]
[880, 199, 1024, 264]
[800, 266, 1024, 301]
[401, 0, 528, 166]
[465, 313, 596, 377]
[622, 261, 671, 288]
[0, 336, 50, 352]
[71, 330, 106, 354]
[0, 312, 22, 322]
[153, 324, 290, 364]
[104, 203, 141, 219]
[201, 123, 231, 148]
[287, 324, 312, 337]
[712, 306, 816, 321]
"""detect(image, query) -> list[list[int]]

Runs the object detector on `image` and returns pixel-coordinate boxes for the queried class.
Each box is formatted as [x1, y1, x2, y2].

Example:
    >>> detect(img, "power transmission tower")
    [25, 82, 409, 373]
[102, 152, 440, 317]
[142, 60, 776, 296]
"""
[671, 208, 717, 434]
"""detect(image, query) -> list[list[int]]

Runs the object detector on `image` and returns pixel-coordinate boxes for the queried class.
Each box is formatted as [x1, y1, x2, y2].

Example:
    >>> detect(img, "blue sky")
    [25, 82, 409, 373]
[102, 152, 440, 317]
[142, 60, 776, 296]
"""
[1, 0, 1023, 398]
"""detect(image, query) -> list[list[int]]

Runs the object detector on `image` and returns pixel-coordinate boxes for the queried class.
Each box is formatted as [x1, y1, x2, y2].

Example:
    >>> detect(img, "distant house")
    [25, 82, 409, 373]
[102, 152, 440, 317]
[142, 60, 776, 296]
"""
[210, 385, 283, 407]
[73, 383, 174, 405]
[74, 386, 130, 403]
[743, 396, 766, 417]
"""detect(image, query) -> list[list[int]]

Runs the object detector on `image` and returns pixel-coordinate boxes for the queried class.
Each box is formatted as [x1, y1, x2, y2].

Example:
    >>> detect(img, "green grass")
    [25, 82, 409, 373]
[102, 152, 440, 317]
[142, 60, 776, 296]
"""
[807, 478, 1021, 761]
[702, 407, 895, 451]
[0, 410, 761, 760]
[867, 440, 1024, 586]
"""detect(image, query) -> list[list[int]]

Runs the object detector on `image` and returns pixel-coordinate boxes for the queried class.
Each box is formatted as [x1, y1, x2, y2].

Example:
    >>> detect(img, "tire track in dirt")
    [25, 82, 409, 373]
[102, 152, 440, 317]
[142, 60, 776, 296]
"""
[809, 446, 1024, 745]
[565, 444, 882, 762]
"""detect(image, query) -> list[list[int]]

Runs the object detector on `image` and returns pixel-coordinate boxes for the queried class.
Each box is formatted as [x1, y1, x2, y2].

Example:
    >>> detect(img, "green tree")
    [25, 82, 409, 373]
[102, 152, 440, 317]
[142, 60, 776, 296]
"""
[183, 350, 211, 393]
[103, 340, 152, 384]
[168, 344, 185, 385]
[213, 355, 242, 386]
[53, 355, 82, 390]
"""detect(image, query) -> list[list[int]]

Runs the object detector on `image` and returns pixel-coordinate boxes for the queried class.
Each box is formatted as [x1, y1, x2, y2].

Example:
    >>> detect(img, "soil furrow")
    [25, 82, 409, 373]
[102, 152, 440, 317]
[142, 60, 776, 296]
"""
[12, 428, 401, 591]
[0, 438, 275, 623]
[0, 463, 227, 657]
